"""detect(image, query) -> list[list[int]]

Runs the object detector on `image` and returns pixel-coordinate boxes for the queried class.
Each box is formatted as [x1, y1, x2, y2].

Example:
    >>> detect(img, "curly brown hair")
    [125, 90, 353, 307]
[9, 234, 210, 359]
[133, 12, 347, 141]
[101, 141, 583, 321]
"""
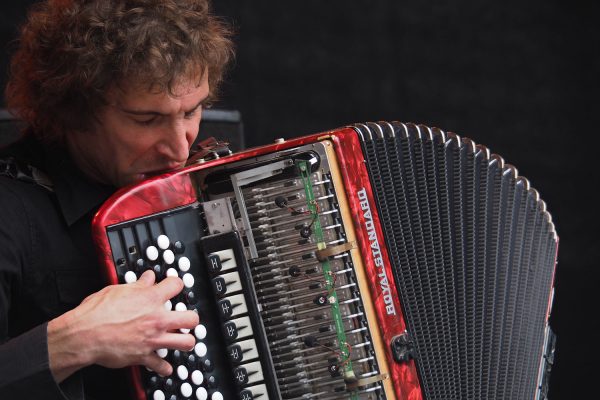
[4, 0, 234, 144]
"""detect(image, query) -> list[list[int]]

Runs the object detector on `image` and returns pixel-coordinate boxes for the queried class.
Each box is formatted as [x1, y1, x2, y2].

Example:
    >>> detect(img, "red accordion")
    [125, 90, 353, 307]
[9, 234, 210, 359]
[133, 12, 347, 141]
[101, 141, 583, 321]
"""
[93, 122, 558, 400]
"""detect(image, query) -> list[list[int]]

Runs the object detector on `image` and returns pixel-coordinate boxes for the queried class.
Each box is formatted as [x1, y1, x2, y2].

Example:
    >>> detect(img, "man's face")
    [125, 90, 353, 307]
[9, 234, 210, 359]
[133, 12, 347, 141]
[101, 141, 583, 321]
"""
[68, 73, 209, 187]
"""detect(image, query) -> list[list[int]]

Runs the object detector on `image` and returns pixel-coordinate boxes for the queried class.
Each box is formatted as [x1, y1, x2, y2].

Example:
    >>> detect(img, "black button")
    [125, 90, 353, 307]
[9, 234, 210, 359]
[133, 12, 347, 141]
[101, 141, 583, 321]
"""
[173, 241, 185, 253]
[228, 344, 243, 363]
[207, 254, 222, 273]
[187, 354, 197, 369]
[223, 321, 238, 342]
[185, 290, 197, 304]
[207, 375, 218, 388]
[233, 367, 248, 385]
[218, 299, 233, 319]
[147, 375, 160, 389]
[212, 277, 227, 297]
[164, 378, 175, 391]
[135, 258, 146, 272]
[240, 389, 254, 400]
[171, 350, 182, 365]
[201, 358, 214, 372]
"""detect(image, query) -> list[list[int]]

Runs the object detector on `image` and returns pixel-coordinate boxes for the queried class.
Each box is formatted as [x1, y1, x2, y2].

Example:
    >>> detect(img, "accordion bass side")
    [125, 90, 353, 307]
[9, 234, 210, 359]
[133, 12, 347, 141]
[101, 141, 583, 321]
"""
[92, 122, 558, 400]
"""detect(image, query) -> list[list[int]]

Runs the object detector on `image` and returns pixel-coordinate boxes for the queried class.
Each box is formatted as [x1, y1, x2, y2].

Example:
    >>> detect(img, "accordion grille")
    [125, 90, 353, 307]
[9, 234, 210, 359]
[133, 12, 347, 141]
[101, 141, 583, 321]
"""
[355, 122, 557, 400]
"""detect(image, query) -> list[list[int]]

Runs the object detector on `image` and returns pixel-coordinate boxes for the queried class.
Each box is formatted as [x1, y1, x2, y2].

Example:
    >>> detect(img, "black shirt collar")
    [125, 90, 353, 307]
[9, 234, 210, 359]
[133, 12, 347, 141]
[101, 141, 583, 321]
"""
[44, 144, 116, 227]
[1, 134, 118, 226]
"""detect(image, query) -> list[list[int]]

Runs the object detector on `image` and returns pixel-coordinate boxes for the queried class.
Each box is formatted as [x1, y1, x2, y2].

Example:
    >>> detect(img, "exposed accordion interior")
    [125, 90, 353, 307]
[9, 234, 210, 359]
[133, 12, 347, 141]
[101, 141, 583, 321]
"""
[92, 122, 558, 400]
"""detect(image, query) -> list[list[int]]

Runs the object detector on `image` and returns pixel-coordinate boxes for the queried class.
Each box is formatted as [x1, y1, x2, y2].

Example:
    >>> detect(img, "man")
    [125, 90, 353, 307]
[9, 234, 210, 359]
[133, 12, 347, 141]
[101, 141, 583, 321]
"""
[0, 0, 233, 398]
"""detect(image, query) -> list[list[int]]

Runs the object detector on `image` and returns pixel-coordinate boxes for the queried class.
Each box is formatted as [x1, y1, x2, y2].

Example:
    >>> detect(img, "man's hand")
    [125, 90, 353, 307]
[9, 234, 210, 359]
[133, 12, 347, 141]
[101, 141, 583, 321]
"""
[47, 270, 198, 383]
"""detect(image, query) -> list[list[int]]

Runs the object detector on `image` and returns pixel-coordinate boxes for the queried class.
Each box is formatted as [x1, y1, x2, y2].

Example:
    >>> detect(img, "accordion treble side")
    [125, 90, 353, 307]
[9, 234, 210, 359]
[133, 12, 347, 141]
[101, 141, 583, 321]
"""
[93, 122, 557, 400]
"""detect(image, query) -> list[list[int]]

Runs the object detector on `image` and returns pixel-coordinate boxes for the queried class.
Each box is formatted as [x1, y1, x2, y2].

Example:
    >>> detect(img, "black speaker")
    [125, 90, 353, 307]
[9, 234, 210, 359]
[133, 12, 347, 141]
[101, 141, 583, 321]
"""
[0, 108, 245, 151]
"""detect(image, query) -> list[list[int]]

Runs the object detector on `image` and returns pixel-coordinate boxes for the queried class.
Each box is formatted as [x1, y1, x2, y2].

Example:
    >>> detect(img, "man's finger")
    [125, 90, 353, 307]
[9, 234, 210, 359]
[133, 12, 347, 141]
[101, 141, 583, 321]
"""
[153, 332, 197, 352]
[142, 353, 172, 378]
[136, 269, 156, 287]
[153, 276, 184, 300]
[162, 309, 200, 331]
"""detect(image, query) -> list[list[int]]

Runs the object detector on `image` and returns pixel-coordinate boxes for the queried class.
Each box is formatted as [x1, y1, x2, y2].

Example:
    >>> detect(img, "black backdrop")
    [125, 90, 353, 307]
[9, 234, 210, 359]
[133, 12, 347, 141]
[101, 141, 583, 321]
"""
[2, 1, 598, 398]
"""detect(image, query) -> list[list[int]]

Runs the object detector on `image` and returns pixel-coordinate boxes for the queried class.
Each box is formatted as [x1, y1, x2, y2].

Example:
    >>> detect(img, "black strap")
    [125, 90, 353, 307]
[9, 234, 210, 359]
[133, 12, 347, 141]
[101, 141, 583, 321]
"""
[0, 157, 54, 191]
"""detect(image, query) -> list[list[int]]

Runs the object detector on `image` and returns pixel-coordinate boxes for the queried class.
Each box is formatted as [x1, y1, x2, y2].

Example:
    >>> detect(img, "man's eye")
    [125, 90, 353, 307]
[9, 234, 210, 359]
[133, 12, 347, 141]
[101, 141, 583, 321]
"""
[184, 106, 201, 119]
[135, 117, 158, 126]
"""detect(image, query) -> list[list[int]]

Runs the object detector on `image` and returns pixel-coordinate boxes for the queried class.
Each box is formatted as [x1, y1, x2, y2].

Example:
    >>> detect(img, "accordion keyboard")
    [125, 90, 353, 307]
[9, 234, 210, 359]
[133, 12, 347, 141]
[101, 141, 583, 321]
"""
[105, 141, 390, 399]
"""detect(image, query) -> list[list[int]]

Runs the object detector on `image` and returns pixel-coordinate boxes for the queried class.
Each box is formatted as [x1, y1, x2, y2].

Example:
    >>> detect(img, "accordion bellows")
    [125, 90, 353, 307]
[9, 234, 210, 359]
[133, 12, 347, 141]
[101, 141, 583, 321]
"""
[355, 122, 557, 400]
[93, 121, 557, 400]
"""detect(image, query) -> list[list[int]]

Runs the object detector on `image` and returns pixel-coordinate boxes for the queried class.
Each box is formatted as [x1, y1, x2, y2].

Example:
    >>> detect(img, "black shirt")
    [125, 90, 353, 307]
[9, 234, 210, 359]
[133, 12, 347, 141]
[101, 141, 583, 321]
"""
[0, 136, 130, 399]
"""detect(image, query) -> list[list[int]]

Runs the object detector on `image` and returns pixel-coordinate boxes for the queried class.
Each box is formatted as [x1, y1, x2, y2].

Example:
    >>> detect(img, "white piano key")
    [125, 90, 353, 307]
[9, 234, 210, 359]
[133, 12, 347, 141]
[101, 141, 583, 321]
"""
[228, 338, 259, 363]
[124, 271, 137, 284]
[233, 361, 264, 385]
[177, 365, 189, 380]
[194, 342, 208, 358]
[146, 246, 159, 261]
[163, 249, 175, 265]
[195, 387, 208, 400]
[183, 273, 195, 288]
[191, 369, 204, 385]
[156, 348, 168, 358]
[157, 234, 170, 250]
[240, 384, 269, 400]
[194, 324, 207, 340]
[178, 256, 191, 272]
[220, 271, 243, 294]
[180, 382, 193, 398]
[218, 294, 248, 319]
[223, 316, 254, 342]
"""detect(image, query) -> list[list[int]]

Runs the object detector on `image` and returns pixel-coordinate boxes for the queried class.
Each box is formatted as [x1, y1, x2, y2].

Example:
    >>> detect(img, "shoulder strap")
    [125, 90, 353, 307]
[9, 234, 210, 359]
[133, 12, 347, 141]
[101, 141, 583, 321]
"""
[0, 156, 54, 192]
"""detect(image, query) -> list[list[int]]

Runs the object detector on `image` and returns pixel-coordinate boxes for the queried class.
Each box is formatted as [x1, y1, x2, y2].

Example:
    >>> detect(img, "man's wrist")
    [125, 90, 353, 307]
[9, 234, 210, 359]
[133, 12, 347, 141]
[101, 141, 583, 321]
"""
[47, 312, 91, 383]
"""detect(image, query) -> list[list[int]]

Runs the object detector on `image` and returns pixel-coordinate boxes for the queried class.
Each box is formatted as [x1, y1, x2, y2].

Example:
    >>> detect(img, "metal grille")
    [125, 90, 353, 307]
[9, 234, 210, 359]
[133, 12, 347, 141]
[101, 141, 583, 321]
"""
[355, 122, 557, 400]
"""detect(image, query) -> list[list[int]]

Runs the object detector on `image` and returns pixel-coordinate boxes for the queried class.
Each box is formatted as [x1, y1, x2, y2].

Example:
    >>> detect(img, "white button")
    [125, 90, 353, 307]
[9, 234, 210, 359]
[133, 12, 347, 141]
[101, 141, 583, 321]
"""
[157, 234, 170, 250]
[156, 348, 168, 358]
[175, 302, 187, 312]
[191, 369, 203, 385]
[180, 328, 191, 334]
[163, 249, 175, 265]
[211, 392, 223, 400]
[194, 342, 207, 357]
[180, 382, 193, 398]
[178, 256, 191, 272]
[183, 273, 194, 288]
[195, 387, 208, 400]
[124, 271, 137, 284]
[153, 389, 166, 400]
[177, 365, 189, 380]
[166, 268, 178, 278]
[164, 300, 172, 311]
[146, 246, 159, 261]
[194, 324, 207, 340]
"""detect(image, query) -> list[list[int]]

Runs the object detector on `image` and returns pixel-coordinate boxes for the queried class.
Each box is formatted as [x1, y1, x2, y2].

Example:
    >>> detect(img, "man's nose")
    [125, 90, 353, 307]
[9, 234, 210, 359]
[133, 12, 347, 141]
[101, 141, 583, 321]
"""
[157, 119, 198, 163]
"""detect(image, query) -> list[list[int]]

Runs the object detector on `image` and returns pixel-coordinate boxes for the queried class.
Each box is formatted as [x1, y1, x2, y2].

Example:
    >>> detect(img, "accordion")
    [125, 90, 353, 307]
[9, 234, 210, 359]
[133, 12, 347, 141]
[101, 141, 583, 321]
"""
[92, 122, 558, 400]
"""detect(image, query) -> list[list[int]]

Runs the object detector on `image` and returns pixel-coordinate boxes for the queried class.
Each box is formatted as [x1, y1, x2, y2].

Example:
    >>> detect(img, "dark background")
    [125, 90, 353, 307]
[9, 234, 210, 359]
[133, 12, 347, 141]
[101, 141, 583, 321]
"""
[2, 1, 597, 398]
